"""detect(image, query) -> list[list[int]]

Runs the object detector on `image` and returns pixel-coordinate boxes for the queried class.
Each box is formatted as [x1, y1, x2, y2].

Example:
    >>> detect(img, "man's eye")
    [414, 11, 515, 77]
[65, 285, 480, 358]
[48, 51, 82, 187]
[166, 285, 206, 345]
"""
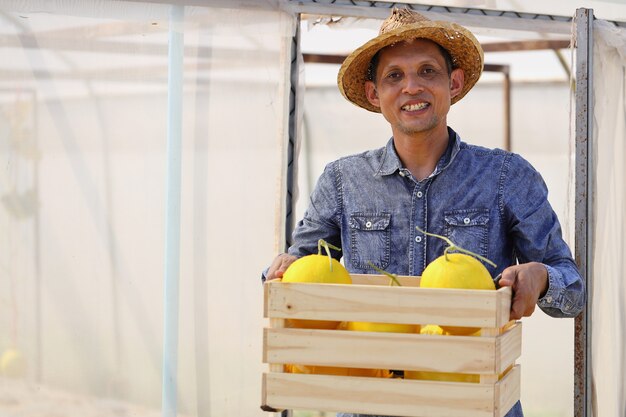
[420, 67, 439, 77]
[386, 71, 402, 80]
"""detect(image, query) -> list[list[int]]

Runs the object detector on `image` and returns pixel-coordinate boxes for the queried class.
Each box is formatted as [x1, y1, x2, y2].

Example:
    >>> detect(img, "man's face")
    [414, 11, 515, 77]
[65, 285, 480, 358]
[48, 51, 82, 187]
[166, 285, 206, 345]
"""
[364, 39, 464, 138]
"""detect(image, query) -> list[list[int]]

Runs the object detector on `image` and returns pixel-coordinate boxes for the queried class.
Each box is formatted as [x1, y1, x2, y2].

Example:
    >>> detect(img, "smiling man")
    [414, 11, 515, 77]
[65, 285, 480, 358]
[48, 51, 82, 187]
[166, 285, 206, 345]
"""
[364, 38, 463, 180]
[264, 9, 584, 417]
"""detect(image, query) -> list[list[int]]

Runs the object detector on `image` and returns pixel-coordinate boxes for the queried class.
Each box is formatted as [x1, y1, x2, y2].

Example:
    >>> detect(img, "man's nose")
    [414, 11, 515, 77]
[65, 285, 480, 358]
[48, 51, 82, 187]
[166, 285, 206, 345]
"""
[402, 74, 425, 95]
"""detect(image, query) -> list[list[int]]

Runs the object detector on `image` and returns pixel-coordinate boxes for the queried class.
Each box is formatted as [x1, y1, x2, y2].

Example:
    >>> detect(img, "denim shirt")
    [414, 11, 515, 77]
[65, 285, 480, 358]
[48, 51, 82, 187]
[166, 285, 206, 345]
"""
[288, 128, 585, 318]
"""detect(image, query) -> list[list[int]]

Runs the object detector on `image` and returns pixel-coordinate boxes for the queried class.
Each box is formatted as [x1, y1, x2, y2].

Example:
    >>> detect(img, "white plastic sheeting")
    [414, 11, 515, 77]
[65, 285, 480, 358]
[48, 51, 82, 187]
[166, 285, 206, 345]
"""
[591, 19, 626, 417]
[0, 2, 294, 417]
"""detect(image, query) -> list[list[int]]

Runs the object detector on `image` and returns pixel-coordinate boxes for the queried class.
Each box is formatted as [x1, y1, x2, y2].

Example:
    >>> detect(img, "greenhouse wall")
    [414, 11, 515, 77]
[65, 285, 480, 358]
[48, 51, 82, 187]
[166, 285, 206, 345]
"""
[0, 3, 292, 416]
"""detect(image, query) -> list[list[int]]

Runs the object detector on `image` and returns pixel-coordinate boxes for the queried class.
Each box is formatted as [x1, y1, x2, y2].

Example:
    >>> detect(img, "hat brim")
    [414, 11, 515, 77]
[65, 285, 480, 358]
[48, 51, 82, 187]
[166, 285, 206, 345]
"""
[338, 21, 484, 113]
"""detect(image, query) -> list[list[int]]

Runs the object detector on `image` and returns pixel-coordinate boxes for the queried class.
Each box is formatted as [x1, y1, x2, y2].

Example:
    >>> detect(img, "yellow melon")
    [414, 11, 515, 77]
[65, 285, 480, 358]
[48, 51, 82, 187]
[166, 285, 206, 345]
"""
[281, 239, 351, 329]
[285, 363, 392, 378]
[0, 348, 26, 378]
[421, 252, 495, 335]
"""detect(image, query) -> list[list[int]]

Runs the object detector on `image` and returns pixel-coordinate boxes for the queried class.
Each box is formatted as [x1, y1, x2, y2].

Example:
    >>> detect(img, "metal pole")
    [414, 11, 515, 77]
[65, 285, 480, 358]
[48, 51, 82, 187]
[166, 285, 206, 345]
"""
[283, 14, 301, 252]
[503, 68, 511, 152]
[276, 13, 301, 417]
[162, 5, 184, 417]
[573, 7, 593, 417]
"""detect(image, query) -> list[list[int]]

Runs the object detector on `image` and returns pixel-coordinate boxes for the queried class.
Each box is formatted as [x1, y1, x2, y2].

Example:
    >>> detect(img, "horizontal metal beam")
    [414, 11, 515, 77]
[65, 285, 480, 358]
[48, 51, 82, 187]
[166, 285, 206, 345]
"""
[302, 36, 570, 65]
[483, 63, 510, 74]
[304, 53, 505, 73]
[482, 39, 571, 52]
[289, 1, 573, 34]
[290, 0, 626, 32]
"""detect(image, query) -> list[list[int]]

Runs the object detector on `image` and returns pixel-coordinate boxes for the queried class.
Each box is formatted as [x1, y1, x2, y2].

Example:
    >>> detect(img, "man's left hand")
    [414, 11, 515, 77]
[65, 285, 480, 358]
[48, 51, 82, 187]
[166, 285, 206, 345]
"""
[497, 262, 548, 320]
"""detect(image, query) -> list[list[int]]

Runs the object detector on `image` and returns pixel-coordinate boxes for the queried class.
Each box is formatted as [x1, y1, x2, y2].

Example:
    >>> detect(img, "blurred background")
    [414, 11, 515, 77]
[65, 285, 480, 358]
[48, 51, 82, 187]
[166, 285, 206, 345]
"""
[0, 1, 624, 417]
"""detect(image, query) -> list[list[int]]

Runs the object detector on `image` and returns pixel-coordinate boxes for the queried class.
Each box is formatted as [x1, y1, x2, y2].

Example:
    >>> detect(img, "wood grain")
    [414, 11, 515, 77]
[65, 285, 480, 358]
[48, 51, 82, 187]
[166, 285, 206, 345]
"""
[262, 366, 521, 417]
[264, 280, 512, 328]
[264, 326, 521, 374]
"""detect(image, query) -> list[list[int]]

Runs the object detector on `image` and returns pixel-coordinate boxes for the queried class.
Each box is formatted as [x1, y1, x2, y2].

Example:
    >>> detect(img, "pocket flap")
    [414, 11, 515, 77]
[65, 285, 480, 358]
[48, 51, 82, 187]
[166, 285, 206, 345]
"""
[349, 213, 391, 231]
[444, 209, 489, 227]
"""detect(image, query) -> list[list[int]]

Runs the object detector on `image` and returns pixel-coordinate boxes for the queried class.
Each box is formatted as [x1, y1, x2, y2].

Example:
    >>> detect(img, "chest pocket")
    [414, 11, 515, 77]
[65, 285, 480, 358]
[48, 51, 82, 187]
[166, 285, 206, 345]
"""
[444, 209, 489, 259]
[349, 213, 391, 270]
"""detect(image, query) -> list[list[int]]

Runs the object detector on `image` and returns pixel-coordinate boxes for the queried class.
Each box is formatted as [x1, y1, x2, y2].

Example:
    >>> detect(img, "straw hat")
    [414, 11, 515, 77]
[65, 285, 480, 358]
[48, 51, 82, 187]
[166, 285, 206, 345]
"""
[338, 8, 484, 112]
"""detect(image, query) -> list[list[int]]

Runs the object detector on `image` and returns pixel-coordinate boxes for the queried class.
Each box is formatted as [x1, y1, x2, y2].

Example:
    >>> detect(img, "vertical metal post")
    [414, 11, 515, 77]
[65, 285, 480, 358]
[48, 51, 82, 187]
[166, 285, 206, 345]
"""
[162, 5, 184, 417]
[574, 7, 593, 417]
[276, 13, 301, 417]
[283, 15, 301, 252]
[503, 68, 511, 152]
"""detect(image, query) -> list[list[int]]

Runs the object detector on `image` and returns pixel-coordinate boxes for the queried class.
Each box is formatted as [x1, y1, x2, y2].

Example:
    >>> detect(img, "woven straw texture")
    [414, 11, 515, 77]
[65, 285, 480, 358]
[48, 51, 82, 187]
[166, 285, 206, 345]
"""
[338, 9, 484, 113]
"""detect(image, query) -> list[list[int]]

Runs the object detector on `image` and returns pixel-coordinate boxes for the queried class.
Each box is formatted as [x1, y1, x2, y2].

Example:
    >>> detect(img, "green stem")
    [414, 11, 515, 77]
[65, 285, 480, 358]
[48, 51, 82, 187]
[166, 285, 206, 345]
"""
[367, 262, 402, 286]
[318, 239, 342, 272]
[415, 225, 497, 268]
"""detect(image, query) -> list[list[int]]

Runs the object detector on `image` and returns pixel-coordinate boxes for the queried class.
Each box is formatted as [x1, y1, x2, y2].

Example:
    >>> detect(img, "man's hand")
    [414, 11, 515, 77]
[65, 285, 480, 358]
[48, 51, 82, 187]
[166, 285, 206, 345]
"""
[497, 262, 549, 320]
[265, 253, 298, 281]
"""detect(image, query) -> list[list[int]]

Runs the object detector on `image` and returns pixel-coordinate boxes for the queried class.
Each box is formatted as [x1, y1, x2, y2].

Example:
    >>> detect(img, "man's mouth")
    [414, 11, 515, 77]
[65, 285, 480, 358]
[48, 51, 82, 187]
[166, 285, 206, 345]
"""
[401, 102, 429, 111]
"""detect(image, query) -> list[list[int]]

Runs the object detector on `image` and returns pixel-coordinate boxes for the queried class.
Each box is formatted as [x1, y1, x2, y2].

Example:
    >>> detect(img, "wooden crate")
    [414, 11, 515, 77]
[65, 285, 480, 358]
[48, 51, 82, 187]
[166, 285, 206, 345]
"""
[262, 274, 521, 417]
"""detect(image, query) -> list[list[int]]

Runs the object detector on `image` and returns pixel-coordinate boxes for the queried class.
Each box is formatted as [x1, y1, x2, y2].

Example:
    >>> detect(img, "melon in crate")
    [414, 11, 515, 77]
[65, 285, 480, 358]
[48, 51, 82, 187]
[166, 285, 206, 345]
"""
[416, 226, 497, 336]
[282, 239, 351, 329]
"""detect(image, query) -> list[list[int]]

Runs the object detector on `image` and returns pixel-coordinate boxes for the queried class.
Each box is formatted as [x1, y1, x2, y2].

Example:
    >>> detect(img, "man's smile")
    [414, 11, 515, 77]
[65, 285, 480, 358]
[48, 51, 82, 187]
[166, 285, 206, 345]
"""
[401, 102, 430, 112]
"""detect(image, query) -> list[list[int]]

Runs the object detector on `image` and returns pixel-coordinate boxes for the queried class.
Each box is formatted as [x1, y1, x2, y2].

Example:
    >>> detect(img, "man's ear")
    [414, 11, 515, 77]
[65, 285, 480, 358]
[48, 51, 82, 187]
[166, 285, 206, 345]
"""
[449, 68, 465, 100]
[364, 81, 380, 109]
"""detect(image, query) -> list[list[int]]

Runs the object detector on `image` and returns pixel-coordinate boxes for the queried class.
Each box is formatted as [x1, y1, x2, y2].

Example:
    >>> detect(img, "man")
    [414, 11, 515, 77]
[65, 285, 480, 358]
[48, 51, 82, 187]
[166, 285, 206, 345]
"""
[265, 8, 585, 417]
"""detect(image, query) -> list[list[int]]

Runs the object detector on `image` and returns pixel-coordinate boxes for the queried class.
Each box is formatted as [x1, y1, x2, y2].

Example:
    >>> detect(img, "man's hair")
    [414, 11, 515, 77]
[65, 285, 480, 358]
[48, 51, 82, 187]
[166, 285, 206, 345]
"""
[366, 42, 454, 82]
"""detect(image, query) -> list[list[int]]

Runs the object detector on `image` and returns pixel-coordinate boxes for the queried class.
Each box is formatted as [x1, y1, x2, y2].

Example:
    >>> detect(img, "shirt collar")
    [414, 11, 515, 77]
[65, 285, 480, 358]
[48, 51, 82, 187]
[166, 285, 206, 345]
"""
[375, 127, 462, 177]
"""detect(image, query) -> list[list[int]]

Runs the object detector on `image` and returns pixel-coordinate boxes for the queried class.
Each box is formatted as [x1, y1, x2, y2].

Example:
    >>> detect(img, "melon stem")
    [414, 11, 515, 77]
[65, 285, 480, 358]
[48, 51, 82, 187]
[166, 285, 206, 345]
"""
[415, 226, 497, 268]
[367, 262, 402, 286]
[317, 239, 342, 272]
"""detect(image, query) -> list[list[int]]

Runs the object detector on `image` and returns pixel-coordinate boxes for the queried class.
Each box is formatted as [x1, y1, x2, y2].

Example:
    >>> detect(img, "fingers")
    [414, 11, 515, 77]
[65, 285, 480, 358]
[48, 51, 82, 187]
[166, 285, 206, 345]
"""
[265, 254, 297, 281]
[500, 271, 535, 320]
[510, 291, 536, 320]
[497, 263, 548, 320]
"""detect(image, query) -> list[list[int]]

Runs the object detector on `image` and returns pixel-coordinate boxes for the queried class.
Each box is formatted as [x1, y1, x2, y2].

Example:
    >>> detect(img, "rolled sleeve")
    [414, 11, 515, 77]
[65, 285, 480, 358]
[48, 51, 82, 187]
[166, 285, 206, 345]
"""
[537, 263, 586, 317]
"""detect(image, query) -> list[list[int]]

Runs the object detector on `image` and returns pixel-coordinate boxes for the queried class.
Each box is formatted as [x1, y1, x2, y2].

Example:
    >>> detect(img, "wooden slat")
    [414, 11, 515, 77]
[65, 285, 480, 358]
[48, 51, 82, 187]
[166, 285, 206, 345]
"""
[263, 282, 270, 318]
[496, 323, 523, 374]
[262, 368, 521, 417]
[496, 366, 522, 417]
[267, 318, 286, 374]
[264, 326, 521, 375]
[260, 375, 281, 413]
[496, 287, 513, 328]
[264, 281, 511, 328]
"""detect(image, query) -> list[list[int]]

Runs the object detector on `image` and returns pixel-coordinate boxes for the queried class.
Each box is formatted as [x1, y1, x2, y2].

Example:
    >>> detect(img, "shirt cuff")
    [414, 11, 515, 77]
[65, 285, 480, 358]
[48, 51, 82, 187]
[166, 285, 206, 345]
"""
[537, 263, 562, 307]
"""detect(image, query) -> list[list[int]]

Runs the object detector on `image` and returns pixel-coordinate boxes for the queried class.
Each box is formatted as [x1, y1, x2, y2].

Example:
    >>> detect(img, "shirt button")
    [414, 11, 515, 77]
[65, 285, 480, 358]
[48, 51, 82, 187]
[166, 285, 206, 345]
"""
[416, 191, 423, 198]
[415, 236, 422, 243]
[463, 217, 471, 225]
[365, 221, 372, 228]
[399, 171, 406, 177]
[546, 296, 553, 303]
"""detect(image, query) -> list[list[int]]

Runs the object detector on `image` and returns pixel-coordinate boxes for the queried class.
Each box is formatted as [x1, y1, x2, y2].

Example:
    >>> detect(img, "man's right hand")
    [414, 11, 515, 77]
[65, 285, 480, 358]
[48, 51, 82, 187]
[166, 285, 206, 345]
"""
[265, 253, 298, 281]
